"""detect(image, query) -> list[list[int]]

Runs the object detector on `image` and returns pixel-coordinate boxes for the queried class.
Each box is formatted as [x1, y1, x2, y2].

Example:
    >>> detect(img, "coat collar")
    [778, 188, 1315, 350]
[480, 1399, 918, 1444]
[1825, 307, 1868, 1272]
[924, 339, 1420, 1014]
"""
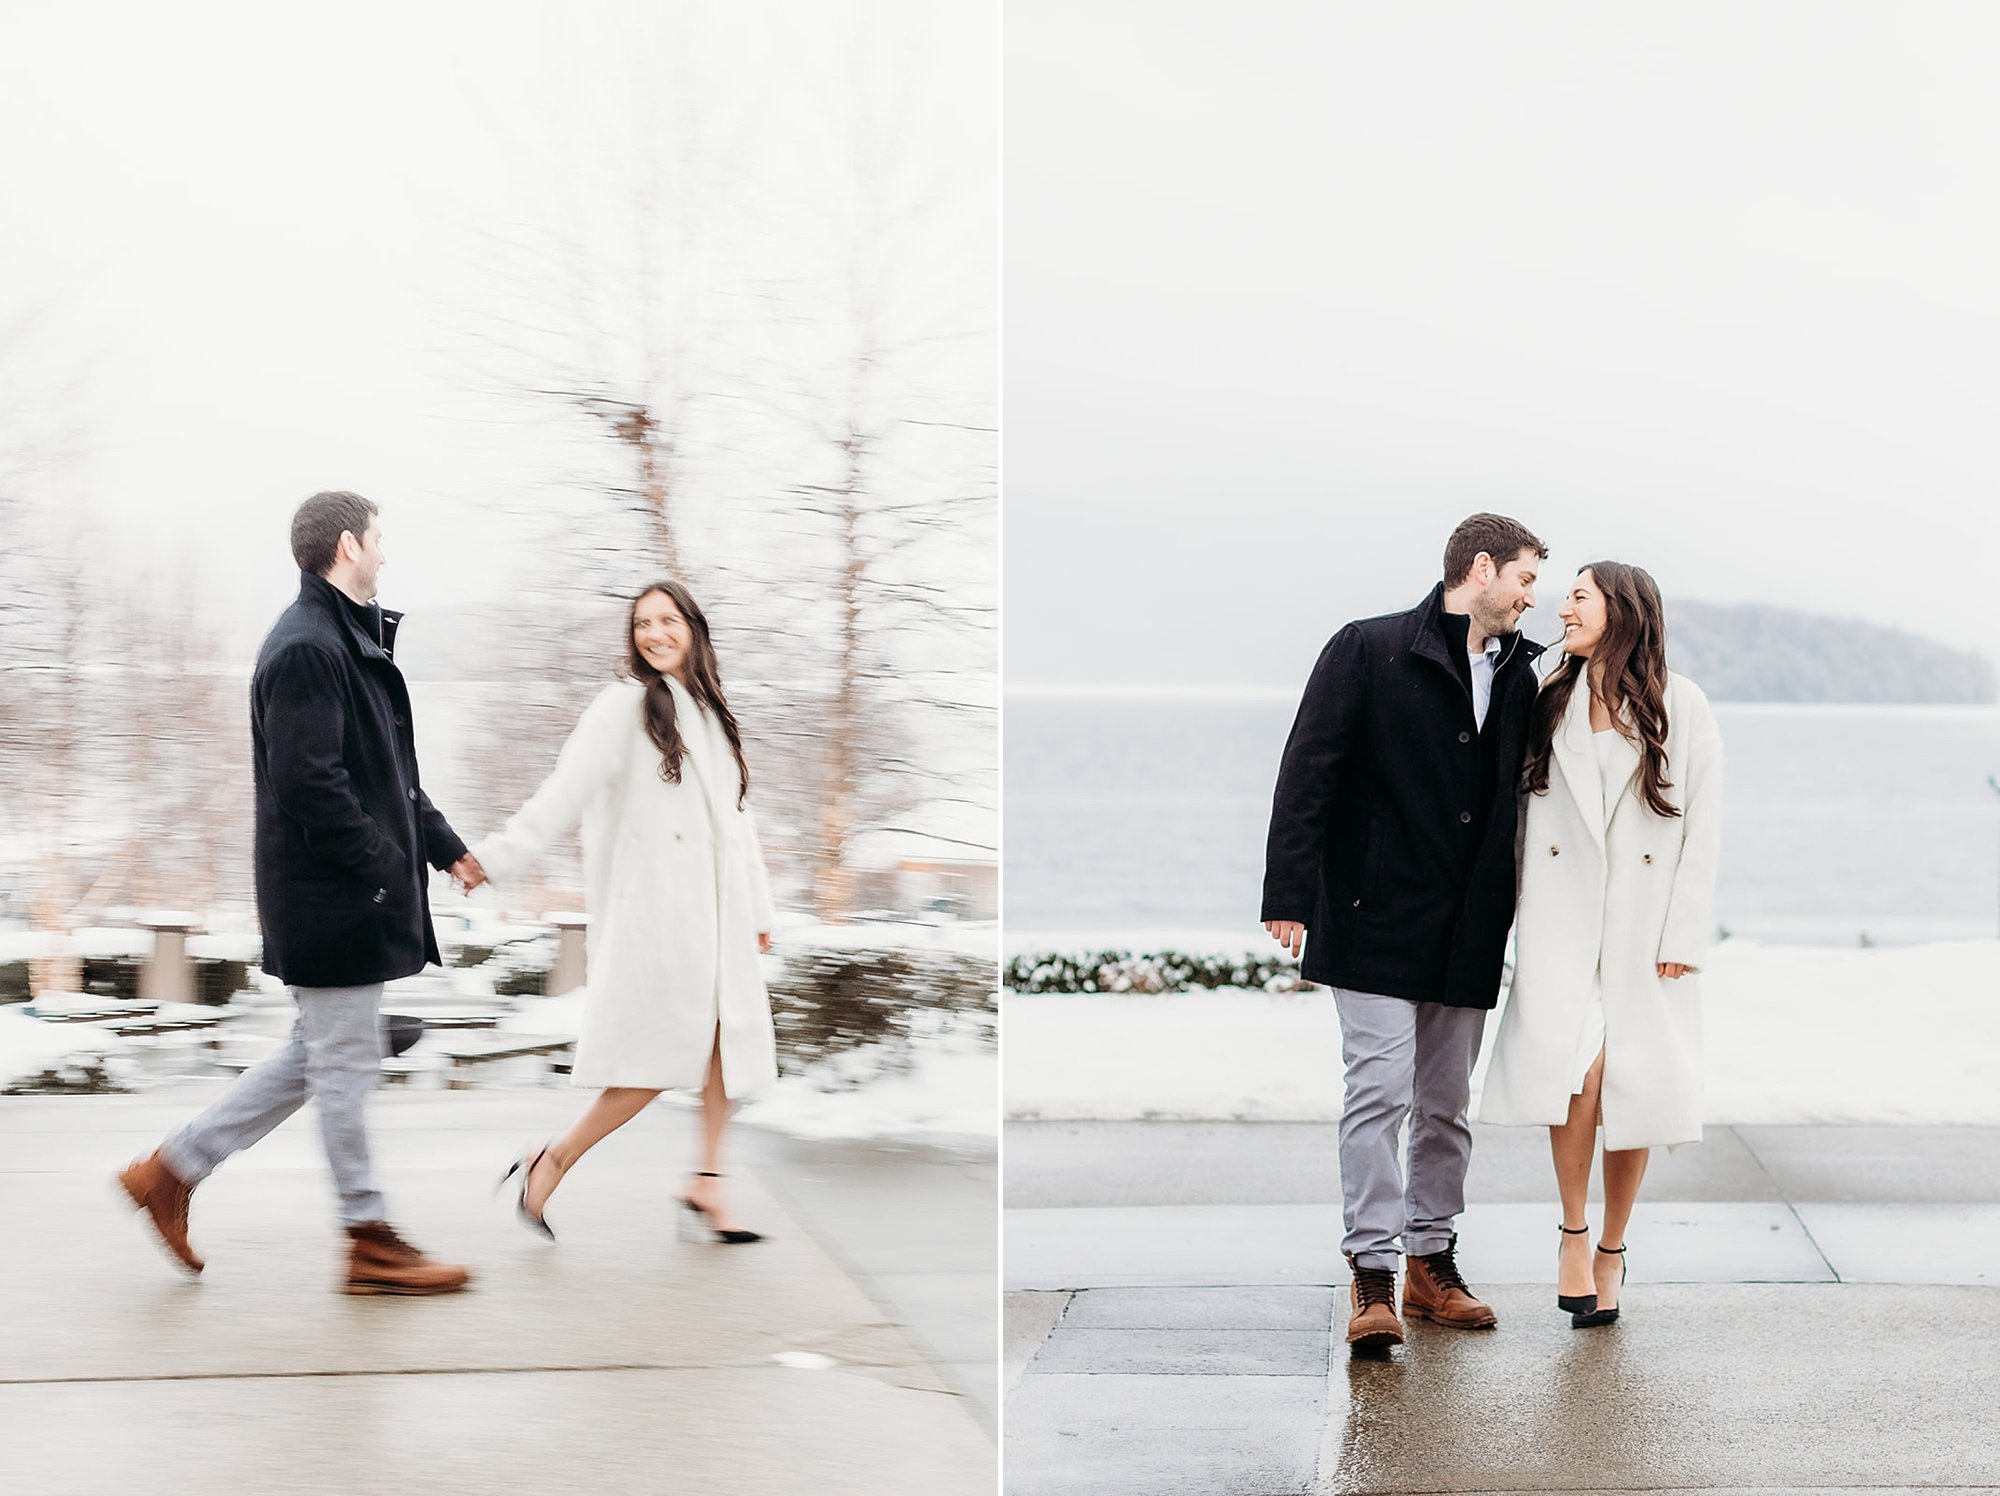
[1409, 583, 1544, 697]
[298, 570, 403, 663]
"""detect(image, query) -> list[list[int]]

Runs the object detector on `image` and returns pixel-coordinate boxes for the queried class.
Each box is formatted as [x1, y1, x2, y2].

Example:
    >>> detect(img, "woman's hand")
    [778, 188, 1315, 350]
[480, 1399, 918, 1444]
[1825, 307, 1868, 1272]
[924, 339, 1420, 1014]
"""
[1657, 962, 1690, 980]
[757, 932, 773, 954]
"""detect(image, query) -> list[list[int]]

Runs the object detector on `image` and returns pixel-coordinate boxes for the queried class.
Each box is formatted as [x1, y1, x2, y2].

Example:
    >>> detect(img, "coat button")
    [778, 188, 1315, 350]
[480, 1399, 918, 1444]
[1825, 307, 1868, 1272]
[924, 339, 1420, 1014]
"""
[1458, 731, 1471, 744]
[407, 787, 417, 801]
[1642, 853, 1653, 864]
[1459, 811, 1471, 824]
[1352, 899, 1361, 908]
[372, 888, 387, 904]
[1550, 846, 1560, 856]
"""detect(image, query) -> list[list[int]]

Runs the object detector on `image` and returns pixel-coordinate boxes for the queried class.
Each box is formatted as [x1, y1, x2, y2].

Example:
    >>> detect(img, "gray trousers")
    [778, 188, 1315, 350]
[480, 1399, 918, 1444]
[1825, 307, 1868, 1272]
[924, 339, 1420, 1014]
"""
[1333, 987, 1488, 1271]
[160, 983, 387, 1227]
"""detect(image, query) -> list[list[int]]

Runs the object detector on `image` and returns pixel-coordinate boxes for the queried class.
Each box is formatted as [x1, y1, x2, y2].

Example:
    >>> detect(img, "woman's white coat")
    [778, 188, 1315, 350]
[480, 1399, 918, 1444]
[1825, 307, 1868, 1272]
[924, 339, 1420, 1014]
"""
[472, 677, 780, 1096]
[1477, 670, 1724, 1150]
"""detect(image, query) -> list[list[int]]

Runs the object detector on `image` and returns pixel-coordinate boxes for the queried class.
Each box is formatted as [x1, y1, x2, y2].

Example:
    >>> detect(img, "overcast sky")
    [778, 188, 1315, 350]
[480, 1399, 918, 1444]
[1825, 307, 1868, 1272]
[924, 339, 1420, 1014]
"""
[1, 0, 995, 666]
[1005, 1, 2000, 692]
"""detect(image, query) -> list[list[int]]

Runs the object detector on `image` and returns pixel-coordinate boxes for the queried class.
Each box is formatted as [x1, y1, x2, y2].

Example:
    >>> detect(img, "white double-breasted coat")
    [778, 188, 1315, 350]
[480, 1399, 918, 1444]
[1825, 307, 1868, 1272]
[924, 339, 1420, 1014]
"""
[1477, 671, 1724, 1150]
[472, 677, 780, 1096]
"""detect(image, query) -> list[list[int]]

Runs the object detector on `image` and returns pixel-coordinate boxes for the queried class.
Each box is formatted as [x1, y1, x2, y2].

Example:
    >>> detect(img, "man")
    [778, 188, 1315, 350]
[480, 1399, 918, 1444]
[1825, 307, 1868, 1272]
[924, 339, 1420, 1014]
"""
[1262, 513, 1546, 1353]
[119, 490, 484, 1295]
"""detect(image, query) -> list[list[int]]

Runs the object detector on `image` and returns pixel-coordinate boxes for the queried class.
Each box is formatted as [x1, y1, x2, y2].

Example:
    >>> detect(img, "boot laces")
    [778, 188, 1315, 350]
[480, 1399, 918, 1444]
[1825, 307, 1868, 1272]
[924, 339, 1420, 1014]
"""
[1352, 1265, 1397, 1308]
[356, 1222, 418, 1255]
[1417, 1243, 1470, 1295]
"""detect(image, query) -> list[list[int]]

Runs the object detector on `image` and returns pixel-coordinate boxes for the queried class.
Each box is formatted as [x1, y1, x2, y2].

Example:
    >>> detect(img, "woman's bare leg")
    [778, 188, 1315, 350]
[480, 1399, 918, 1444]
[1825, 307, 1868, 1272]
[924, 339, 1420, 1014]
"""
[1596, 1143, 1650, 1310]
[525, 1086, 662, 1215]
[683, 1032, 747, 1231]
[1550, 1049, 1604, 1301]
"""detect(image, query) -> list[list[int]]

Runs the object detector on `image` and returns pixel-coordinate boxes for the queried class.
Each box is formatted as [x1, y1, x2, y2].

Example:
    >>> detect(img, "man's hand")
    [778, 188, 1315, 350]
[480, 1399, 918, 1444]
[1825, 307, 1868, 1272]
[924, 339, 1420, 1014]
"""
[449, 853, 487, 895]
[1265, 920, 1305, 959]
[757, 932, 773, 954]
[1657, 962, 1690, 980]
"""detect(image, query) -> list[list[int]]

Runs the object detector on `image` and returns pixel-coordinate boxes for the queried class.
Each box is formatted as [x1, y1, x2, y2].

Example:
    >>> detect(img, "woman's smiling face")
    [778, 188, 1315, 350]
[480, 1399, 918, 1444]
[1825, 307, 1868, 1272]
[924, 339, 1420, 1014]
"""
[632, 589, 693, 681]
[1558, 570, 1609, 658]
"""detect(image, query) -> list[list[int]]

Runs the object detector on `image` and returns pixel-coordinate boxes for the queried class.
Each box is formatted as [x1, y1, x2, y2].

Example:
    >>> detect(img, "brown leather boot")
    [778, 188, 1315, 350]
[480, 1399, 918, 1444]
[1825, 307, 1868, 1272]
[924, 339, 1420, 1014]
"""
[1403, 1233, 1498, 1329]
[343, 1222, 473, 1296]
[117, 1150, 203, 1276]
[1345, 1255, 1403, 1353]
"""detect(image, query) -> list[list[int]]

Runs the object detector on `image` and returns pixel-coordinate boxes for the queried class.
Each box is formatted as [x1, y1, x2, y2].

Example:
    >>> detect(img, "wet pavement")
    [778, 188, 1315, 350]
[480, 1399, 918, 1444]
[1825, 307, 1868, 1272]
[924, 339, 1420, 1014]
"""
[0, 1085, 994, 1495]
[1005, 1121, 2000, 1495]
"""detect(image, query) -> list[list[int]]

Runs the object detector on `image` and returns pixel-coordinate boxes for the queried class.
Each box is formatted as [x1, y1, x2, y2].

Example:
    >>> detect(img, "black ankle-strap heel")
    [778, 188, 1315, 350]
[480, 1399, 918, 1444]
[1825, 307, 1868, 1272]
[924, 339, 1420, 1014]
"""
[678, 1171, 764, 1245]
[1555, 1224, 1596, 1314]
[1571, 1245, 1627, 1329]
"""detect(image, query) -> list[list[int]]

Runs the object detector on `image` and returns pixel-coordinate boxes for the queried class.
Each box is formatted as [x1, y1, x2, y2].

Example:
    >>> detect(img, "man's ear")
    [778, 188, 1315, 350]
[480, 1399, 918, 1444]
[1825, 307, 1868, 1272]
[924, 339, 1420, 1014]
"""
[336, 530, 360, 566]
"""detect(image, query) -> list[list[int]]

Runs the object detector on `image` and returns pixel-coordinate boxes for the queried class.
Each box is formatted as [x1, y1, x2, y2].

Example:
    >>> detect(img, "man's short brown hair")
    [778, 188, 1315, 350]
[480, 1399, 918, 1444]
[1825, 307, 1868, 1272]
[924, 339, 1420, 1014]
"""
[291, 491, 379, 576]
[1442, 513, 1547, 588]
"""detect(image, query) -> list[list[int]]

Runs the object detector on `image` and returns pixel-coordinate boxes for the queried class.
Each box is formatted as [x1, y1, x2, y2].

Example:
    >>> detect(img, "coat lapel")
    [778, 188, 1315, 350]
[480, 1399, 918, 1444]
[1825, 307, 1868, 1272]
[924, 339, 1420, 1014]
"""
[666, 678, 732, 832]
[1551, 679, 1605, 848]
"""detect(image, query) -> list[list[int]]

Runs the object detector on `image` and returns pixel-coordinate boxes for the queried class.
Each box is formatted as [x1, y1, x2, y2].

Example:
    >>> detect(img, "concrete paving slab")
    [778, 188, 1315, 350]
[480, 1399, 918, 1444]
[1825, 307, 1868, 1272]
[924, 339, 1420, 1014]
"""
[1008, 1201, 1343, 1289]
[1739, 1125, 2000, 1203]
[1005, 1371, 1327, 1496]
[1061, 1285, 1337, 1330]
[1032, 1326, 1330, 1376]
[0, 1168, 938, 1389]
[1006, 1201, 1835, 1291]
[0, 1367, 991, 1496]
[0, 1091, 994, 1487]
[1795, 1202, 2000, 1284]
[1308, 1284, 2000, 1493]
[1005, 1121, 2000, 1211]
[1004, 1120, 2000, 1493]
[1004, 1120, 1342, 1208]
[867, 1270, 999, 1364]
[1004, 1290, 1070, 1392]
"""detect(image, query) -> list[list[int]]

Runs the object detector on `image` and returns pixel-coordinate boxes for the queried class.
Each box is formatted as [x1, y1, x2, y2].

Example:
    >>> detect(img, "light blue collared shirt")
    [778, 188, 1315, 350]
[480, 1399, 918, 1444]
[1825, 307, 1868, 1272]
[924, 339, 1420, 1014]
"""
[1469, 636, 1503, 730]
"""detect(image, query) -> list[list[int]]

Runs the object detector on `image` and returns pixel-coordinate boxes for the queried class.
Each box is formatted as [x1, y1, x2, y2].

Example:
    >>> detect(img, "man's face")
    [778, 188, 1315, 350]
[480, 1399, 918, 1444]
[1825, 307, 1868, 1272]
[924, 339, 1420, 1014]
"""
[1472, 548, 1539, 635]
[344, 520, 386, 601]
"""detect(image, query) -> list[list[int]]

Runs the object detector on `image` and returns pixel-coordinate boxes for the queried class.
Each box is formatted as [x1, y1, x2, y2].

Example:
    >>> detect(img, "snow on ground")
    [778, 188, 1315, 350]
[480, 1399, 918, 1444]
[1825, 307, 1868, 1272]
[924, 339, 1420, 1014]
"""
[738, 1044, 997, 1140]
[1006, 937, 2000, 1126]
[498, 986, 995, 1139]
[0, 1007, 127, 1077]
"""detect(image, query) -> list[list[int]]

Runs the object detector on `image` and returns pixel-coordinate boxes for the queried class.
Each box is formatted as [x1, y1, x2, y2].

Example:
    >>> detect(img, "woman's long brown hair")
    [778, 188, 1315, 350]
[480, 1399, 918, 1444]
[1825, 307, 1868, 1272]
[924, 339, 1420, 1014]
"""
[1521, 560, 1680, 819]
[624, 581, 751, 808]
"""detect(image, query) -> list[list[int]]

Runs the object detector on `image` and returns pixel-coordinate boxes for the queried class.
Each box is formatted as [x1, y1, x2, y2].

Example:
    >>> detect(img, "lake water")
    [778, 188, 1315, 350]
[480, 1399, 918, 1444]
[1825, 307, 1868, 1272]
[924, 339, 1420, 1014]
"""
[1004, 696, 2000, 947]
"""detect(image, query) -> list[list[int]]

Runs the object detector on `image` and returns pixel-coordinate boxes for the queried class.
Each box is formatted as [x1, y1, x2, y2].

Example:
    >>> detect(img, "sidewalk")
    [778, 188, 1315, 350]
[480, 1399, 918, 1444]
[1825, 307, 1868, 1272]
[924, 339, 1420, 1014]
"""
[0, 1086, 995, 1495]
[1006, 1121, 2000, 1495]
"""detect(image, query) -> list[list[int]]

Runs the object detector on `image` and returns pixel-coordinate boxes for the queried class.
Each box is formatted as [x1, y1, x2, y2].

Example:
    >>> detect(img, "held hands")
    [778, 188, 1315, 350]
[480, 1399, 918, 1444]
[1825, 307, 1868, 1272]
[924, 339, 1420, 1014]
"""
[1657, 962, 1690, 980]
[1264, 920, 1305, 959]
[448, 853, 487, 895]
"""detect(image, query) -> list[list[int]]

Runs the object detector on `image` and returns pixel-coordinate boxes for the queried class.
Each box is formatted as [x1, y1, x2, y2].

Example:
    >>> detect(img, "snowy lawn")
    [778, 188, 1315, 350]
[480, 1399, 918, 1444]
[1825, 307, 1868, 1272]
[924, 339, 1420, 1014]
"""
[1005, 937, 2000, 1126]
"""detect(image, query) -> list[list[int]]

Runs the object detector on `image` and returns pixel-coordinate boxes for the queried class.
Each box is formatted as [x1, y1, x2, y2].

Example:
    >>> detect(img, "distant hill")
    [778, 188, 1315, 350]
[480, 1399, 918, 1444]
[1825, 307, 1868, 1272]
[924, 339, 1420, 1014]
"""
[1657, 600, 1998, 704]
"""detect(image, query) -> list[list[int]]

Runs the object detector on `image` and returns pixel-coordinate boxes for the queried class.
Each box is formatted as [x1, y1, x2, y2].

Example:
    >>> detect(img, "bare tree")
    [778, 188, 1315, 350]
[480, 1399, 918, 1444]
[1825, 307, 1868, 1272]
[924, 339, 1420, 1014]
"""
[771, 30, 999, 919]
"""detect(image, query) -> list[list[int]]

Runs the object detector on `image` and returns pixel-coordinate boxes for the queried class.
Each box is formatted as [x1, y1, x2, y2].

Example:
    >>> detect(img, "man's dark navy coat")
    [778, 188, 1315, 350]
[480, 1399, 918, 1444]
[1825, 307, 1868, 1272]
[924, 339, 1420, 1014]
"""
[1262, 584, 1546, 1009]
[252, 572, 467, 988]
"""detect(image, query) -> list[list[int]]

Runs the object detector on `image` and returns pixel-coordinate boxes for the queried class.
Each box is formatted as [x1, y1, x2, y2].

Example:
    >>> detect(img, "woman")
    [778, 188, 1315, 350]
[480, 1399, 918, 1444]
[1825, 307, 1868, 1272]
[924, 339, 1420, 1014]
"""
[1477, 561, 1723, 1326]
[476, 581, 780, 1245]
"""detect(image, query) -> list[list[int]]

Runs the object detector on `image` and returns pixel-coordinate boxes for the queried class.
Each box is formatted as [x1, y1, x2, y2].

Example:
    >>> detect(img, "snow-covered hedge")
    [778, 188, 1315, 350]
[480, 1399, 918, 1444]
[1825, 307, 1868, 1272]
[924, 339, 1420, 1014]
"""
[1005, 947, 1308, 995]
[768, 941, 995, 1082]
